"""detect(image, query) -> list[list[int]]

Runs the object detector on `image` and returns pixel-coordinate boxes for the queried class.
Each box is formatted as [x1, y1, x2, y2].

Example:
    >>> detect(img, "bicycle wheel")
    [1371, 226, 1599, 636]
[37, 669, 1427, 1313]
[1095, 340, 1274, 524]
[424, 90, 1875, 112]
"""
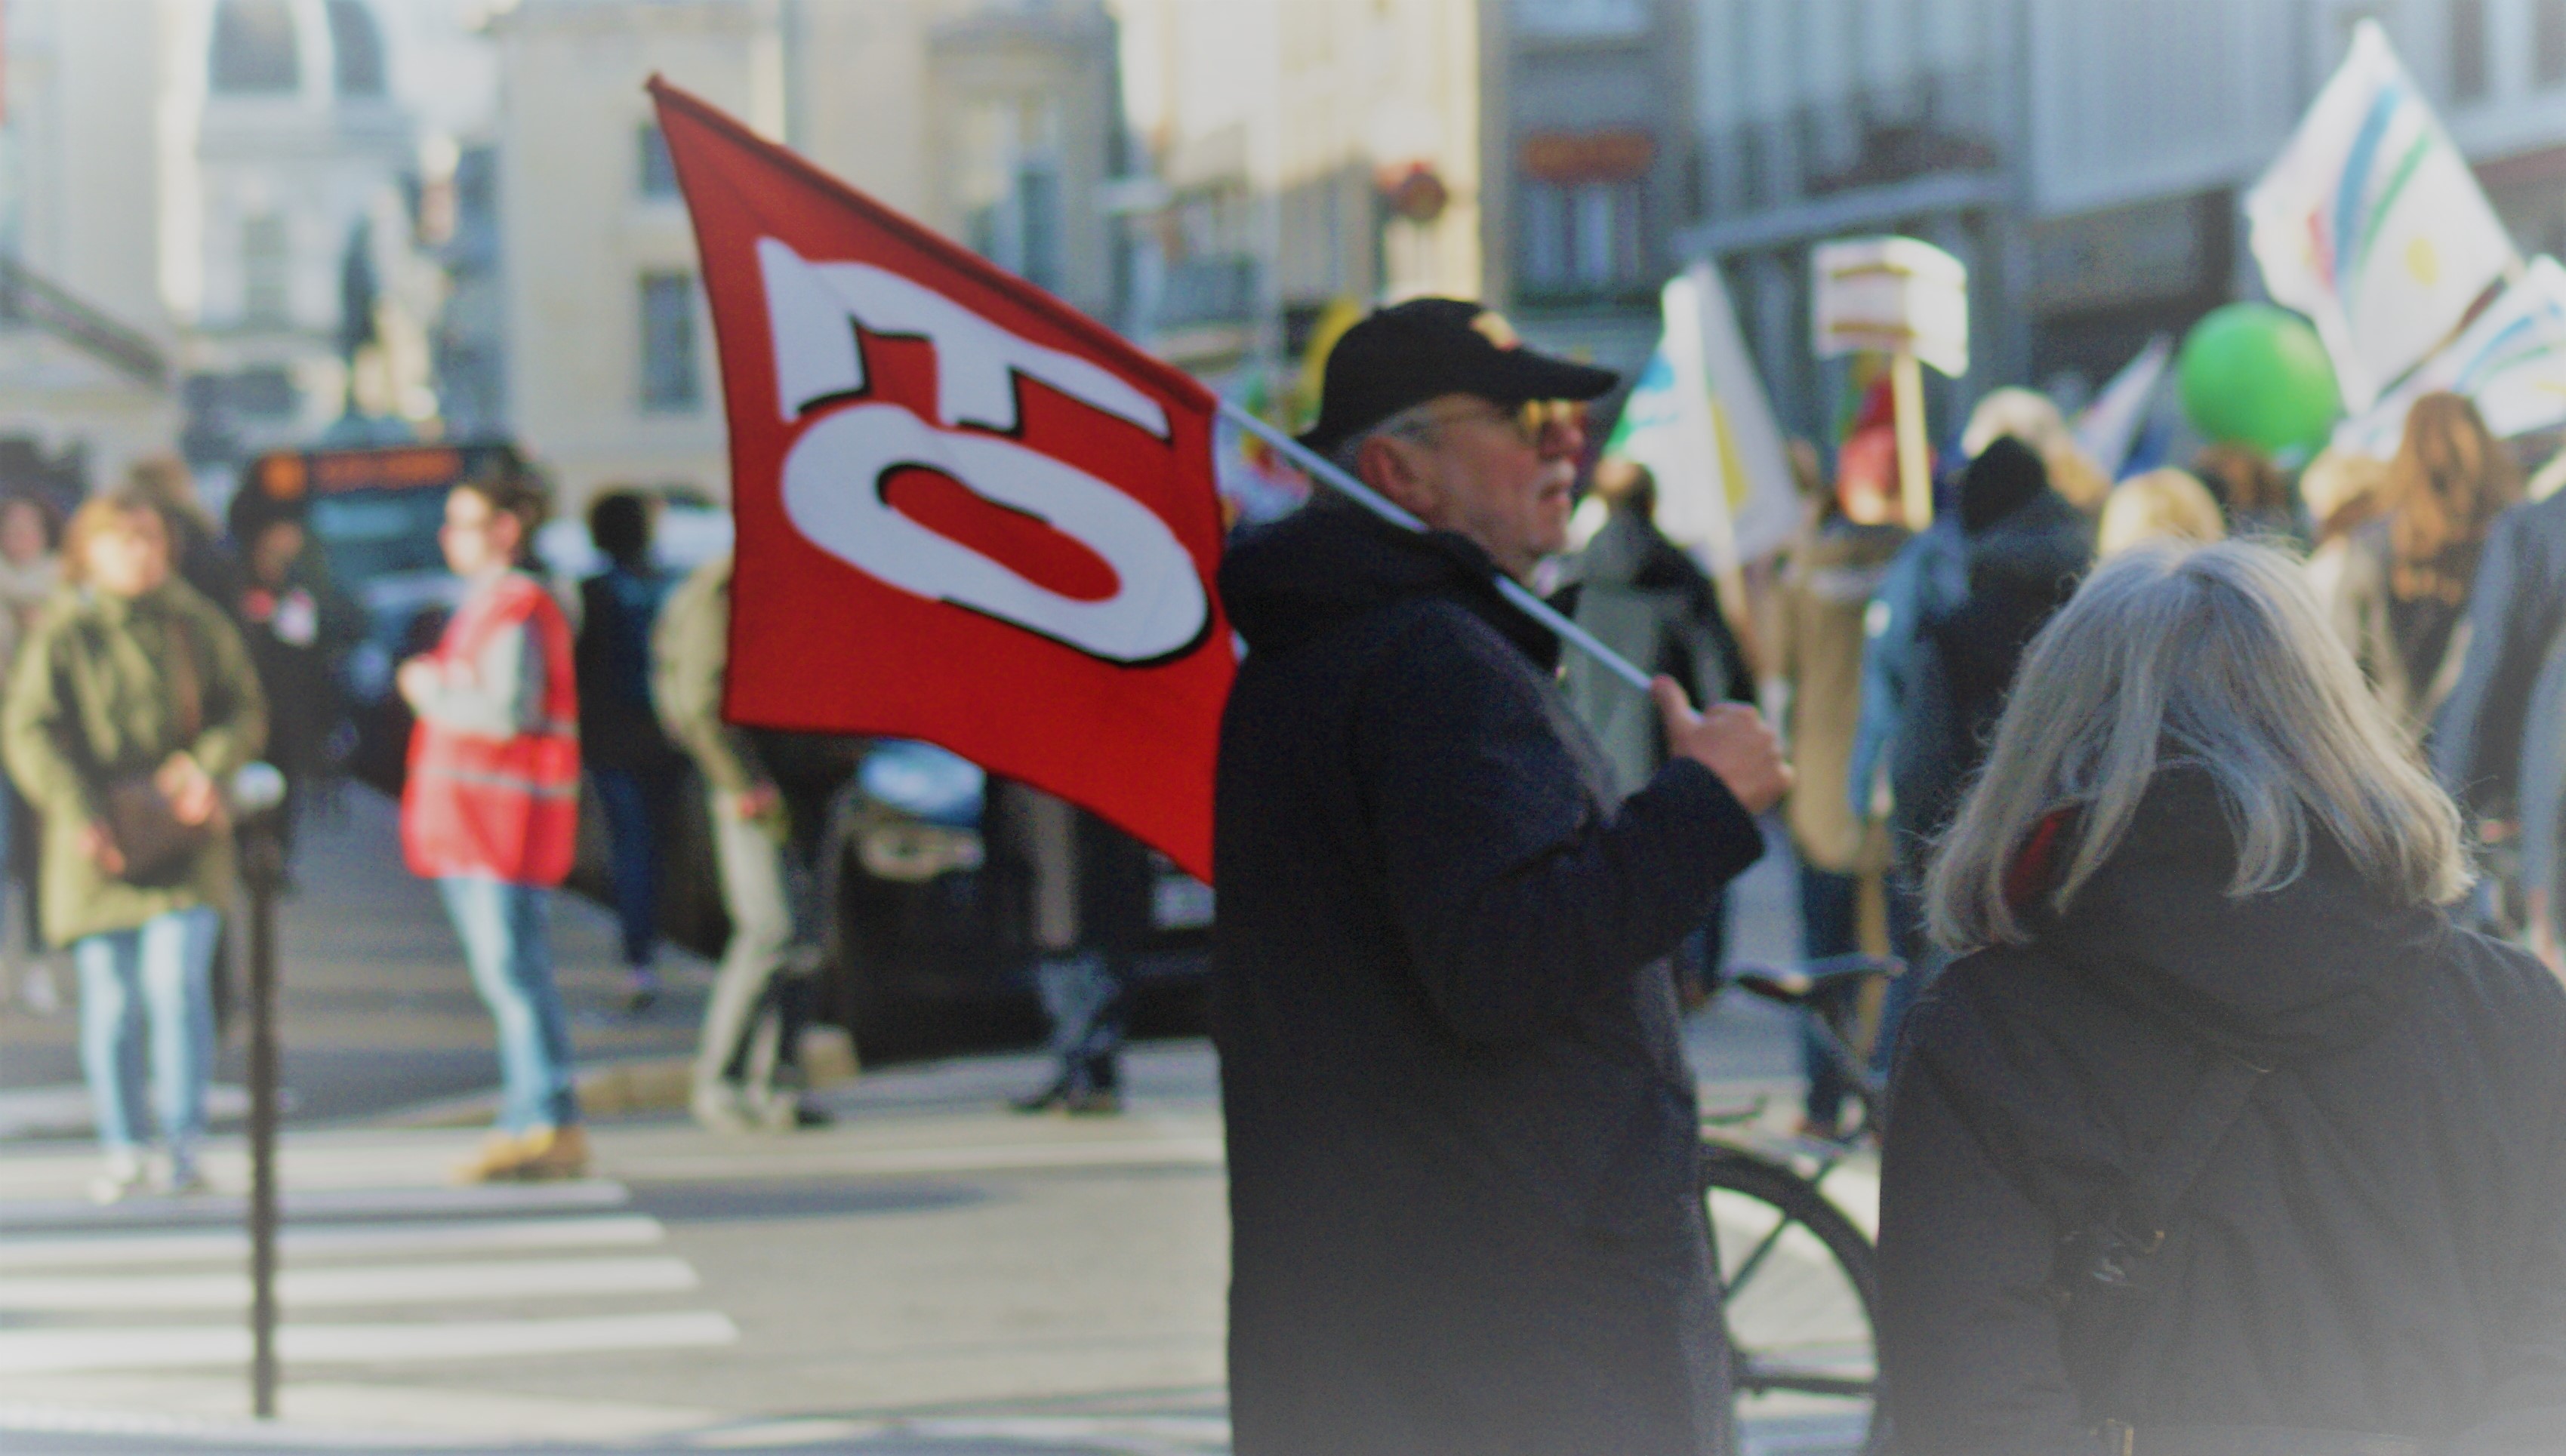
[1702, 1141, 1885, 1454]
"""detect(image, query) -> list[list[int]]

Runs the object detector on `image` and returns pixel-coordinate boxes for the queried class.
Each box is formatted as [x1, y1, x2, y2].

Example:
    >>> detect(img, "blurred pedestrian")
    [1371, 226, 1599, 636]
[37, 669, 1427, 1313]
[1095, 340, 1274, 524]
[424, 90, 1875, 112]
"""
[1962, 387, 2112, 514]
[1557, 456, 1754, 1006]
[1881, 541, 2566, 1451]
[1006, 785, 1127, 1114]
[2, 489, 64, 1014]
[2096, 467, 2225, 558]
[1214, 299, 1790, 1456]
[2297, 448, 2393, 618]
[2192, 442, 2301, 543]
[1771, 448, 1908, 1137]
[2335, 392, 2522, 741]
[125, 455, 245, 614]
[653, 552, 835, 1133]
[225, 485, 361, 863]
[1848, 437, 2092, 1068]
[2, 489, 266, 1202]
[397, 474, 587, 1182]
[575, 491, 682, 1014]
[2433, 478, 2566, 948]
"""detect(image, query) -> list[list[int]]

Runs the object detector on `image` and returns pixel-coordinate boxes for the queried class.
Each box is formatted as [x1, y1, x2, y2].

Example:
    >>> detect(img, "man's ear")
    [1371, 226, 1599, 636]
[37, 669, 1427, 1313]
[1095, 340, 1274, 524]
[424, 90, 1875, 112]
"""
[1357, 433, 1436, 521]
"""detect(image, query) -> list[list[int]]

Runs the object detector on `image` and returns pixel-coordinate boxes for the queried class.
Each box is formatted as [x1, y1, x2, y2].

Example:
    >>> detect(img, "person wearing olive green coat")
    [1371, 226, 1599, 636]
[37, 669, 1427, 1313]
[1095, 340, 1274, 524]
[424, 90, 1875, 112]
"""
[2, 492, 265, 1201]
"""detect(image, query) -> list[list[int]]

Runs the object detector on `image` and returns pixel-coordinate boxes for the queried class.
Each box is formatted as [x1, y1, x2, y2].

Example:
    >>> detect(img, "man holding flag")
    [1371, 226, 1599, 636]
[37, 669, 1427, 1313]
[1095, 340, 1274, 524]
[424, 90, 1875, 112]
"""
[1214, 300, 1789, 1454]
[648, 78, 1785, 1451]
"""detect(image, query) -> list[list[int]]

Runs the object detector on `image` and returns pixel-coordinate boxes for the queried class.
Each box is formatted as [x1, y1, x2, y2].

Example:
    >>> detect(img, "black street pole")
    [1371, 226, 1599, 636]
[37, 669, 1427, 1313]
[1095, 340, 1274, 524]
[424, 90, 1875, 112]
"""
[234, 764, 286, 1420]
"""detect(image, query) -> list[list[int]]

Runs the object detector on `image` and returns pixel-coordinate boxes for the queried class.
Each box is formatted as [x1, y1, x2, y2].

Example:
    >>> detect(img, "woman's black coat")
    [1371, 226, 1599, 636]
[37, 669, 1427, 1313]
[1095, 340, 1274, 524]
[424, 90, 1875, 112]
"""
[1212, 501, 1764, 1456]
[1880, 774, 2566, 1454]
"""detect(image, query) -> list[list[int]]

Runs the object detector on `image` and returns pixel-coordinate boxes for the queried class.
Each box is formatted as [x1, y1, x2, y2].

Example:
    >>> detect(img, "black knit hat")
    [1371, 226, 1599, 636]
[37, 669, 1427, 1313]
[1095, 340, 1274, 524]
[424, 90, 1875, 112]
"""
[1958, 436, 2050, 534]
[1298, 298, 1619, 456]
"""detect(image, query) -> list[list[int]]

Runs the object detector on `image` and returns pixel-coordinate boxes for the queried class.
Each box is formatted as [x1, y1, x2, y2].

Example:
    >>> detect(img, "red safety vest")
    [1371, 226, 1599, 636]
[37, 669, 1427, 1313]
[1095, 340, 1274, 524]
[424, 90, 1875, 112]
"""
[400, 571, 581, 885]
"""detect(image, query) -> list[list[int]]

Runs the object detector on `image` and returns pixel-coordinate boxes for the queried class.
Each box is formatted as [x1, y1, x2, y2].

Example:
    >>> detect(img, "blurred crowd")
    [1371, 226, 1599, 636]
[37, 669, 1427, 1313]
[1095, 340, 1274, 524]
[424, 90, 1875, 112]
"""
[1545, 380, 2564, 1142]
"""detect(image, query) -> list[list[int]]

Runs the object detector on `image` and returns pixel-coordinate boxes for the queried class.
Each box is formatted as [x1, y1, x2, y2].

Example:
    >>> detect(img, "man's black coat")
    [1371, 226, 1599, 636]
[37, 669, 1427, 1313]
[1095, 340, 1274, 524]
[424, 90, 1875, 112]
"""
[1212, 501, 1764, 1456]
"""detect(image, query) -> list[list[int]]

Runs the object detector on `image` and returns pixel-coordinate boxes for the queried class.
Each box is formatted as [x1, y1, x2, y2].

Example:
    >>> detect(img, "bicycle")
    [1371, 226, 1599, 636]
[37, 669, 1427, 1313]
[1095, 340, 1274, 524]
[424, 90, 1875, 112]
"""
[1700, 953, 1901, 1455]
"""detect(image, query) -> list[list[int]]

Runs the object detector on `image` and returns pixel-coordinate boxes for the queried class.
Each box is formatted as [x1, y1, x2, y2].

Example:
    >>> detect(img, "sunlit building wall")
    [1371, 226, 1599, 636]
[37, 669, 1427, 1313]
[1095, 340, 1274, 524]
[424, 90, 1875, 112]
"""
[1113, 0, 1488, 379]
[0, 0, 184, 491]
[493, 0, 1122, 515]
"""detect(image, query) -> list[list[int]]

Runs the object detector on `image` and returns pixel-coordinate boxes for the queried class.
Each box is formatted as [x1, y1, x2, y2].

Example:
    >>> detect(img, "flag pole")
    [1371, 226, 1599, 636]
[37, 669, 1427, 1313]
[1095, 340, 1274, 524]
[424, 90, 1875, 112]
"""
[1219, 399, 1656, 694]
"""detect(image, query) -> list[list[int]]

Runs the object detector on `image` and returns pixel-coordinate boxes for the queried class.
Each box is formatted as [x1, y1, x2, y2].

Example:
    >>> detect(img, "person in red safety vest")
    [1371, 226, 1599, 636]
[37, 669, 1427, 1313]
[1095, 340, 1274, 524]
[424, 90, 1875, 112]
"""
[397, 473, 588, 1182]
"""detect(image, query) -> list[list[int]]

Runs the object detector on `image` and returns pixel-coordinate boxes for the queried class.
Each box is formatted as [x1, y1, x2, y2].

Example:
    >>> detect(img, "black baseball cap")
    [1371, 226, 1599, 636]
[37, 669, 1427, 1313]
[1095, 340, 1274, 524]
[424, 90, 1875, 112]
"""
[1298, 298, 1620, 455]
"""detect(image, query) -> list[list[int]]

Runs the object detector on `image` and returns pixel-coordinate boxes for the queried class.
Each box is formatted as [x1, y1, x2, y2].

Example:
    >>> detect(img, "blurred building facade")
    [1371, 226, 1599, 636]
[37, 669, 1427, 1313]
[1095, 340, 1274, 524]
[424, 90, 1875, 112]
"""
[1679, 0, 2027, 441]
[491, 0, 1122, 513]
[1110, 0, 1492, 380]
[1108, 0, 1696, 393]
[1496, 0, 1697, 377]
[180, 0, 443, 467]
[1679, 0, 2566, 445]
[2022, 0, 2566, 395]
[0, 0, 183, 494]
[0, 0, 449, 504]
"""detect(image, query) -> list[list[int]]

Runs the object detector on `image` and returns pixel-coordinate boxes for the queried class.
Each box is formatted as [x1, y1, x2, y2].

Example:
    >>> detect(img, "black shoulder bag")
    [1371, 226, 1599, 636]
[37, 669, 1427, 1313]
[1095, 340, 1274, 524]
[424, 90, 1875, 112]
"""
[2050, 1049, 2268, 1451]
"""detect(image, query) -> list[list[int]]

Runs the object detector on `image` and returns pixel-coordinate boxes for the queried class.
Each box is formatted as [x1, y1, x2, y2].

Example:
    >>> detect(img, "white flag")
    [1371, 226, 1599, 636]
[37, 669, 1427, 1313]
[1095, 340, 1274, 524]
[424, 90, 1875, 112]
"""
[2335, 254, 2566, 457]
[1600, 266, 1801, 572]
[2244, 20, 2517, 412]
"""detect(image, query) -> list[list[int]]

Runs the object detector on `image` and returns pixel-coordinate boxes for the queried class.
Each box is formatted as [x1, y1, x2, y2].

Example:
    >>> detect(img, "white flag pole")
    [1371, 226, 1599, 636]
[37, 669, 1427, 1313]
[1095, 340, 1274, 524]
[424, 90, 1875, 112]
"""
[1219, 399, 1655, 694]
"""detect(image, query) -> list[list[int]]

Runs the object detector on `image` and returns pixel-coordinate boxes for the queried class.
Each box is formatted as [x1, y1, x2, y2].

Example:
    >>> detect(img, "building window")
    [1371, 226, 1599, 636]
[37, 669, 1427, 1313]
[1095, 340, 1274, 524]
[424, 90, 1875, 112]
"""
[2543, 0, 2566, 85]
[638, 124, 679, 199]
[230, 365, 298, 418]
[210, 0, 300, 94]
[639, 272, 699, 412]
[242, 214, 291, 326]
[1516, 179, 1646, 296]
[326, 0, 386, 97]
[958, 98, 1065, 291]
[2452, 0, 2487, 102]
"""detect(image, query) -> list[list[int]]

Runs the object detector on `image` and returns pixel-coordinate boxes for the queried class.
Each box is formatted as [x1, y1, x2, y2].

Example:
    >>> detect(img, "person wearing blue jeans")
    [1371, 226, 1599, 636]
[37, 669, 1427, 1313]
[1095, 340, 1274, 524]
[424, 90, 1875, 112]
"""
[3, 489, 267, 1205]
[436, 875, 578, 1135]
[575, 492, 679, 1014]
[1794, 866, 1862, 1131]
[588, 762, 676, 1002]
[398, 476, 587, 1182]
[76, 904, 221, 1198]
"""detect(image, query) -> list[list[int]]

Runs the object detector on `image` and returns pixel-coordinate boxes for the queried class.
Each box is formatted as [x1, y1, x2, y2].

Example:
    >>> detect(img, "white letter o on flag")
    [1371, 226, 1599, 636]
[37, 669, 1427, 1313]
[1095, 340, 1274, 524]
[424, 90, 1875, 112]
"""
[780, 404, 1209, 665]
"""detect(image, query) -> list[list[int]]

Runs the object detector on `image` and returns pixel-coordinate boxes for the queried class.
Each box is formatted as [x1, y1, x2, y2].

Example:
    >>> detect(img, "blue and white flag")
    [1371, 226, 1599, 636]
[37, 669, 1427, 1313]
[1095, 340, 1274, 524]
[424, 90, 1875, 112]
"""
[2336, 254, 2566, 457]
[2245, 20, 2518, 412]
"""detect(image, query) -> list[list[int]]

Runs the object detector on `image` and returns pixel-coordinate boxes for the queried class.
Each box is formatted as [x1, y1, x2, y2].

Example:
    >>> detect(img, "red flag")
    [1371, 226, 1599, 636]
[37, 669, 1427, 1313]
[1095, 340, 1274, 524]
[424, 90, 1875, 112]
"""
[649, 78, 1232, 881]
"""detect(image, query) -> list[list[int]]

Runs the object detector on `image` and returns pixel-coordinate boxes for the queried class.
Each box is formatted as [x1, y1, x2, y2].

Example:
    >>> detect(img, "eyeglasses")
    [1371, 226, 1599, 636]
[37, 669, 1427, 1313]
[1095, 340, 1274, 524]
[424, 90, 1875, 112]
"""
[1394, 399, 1587, 453]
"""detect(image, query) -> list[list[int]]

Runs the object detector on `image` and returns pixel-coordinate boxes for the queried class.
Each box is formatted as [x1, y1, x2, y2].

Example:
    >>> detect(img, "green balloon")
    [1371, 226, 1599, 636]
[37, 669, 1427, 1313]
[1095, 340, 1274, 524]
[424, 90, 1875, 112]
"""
[2177, 303, 2342, 455]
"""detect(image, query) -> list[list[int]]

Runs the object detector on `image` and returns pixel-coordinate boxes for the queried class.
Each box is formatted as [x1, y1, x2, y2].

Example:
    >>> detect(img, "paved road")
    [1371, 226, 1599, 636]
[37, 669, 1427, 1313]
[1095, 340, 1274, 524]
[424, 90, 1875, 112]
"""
[0, 1048, 1871, 1455]
[0, 787, 1867, 1454]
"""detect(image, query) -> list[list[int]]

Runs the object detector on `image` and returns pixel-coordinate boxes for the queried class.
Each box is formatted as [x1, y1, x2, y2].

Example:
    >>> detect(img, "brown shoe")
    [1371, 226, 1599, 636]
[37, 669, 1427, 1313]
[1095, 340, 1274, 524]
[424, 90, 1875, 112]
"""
[510, 1124, 591, 1180]
[451, 1125, 592, 1183]
[452, 1130, 531, 1185]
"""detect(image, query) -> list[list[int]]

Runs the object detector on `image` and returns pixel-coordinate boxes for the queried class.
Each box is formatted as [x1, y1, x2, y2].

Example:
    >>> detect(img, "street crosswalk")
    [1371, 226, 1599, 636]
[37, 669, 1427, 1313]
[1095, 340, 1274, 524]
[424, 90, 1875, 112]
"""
[0, 1144, 739, 1378]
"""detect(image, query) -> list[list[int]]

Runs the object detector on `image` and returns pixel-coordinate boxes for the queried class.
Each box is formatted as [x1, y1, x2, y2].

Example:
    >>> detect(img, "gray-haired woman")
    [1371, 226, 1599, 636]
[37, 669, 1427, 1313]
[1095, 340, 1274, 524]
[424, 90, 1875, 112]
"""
[1878, 542, 2566, 1454]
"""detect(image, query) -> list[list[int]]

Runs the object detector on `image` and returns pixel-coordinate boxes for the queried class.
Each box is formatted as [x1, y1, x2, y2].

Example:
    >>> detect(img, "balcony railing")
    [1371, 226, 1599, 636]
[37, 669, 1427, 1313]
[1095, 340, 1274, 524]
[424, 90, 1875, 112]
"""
[1714, 66, 2004, 214]
[0, 254, 170, 388]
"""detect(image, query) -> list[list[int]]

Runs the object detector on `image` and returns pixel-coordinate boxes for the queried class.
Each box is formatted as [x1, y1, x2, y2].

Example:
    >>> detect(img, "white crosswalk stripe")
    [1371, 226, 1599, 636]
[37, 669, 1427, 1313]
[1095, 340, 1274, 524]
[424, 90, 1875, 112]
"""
[0, 1212, 666, 1270]
[0, 1151, 740, 1376]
